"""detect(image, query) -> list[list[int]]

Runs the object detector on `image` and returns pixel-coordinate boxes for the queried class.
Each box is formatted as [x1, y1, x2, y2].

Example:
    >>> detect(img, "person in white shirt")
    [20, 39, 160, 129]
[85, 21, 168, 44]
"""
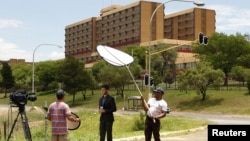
[141, 87, 168, 141]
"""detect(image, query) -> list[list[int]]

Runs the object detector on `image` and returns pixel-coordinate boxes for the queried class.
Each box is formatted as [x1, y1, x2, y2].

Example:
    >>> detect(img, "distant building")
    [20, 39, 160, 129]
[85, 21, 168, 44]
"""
[0, 59, 30, 65]
[64, 0, 215, 67]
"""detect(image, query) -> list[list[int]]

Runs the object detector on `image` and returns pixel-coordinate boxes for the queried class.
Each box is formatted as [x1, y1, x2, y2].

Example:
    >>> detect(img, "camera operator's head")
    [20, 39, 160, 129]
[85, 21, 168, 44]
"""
[56, 89, 66, 100]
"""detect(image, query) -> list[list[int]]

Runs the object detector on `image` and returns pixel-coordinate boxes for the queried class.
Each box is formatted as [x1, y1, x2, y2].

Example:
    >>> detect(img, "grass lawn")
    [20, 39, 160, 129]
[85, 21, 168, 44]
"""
[0, 87, 250, 140]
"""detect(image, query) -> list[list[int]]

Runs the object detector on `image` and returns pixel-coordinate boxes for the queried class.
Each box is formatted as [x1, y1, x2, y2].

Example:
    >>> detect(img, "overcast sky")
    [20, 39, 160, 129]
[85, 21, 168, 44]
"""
[0, 0, 249, 62]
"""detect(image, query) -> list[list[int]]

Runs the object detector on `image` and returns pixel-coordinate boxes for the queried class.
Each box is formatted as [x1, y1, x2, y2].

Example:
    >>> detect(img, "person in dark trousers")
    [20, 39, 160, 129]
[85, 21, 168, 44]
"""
[141, 87, 168, 141]
[99, 85, 117, 141]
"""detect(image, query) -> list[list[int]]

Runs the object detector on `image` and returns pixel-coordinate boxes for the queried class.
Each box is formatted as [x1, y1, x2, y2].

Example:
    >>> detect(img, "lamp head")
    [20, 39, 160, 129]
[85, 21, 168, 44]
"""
[193, 1, 205, 6]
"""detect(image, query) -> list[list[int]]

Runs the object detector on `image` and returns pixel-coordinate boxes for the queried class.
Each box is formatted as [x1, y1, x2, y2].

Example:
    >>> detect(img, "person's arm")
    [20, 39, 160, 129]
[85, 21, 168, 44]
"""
[141, 96, 149, 112]
[102, 96, 117, 113]
[153, 111, 167, 119]
[153, 101, 168, 119]
[67, 114, 80, 122]
[47, 113, 51, 121]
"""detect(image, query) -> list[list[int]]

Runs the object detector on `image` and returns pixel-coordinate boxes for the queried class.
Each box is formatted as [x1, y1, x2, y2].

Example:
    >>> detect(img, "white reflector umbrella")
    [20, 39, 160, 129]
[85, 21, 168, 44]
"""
[97, 45, 143, 96]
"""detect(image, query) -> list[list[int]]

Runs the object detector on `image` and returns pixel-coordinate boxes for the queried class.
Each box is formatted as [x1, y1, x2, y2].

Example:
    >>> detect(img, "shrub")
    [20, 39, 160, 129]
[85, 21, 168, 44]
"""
[132, 111, 145, 131]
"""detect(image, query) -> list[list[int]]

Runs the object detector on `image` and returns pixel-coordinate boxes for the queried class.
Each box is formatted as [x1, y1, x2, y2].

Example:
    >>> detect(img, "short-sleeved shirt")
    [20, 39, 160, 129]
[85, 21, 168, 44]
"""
[147, 98, 168, 117]
[47, 100, 71, 135]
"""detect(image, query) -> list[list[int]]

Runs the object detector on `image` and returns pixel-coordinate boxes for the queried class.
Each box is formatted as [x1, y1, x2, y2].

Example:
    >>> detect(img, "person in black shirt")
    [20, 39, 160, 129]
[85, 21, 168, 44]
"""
[99, 85, 117, 141]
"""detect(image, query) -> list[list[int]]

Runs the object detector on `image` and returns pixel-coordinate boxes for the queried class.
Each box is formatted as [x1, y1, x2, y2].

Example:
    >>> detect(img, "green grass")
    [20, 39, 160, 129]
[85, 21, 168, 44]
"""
[165, 89, 250, 115]
[0, 88, 250, 140]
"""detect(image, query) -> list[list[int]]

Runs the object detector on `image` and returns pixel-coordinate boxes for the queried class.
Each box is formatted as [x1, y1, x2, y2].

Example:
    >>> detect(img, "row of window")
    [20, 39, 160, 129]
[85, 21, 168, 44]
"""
[102, 6, 140, 20]
[66, 21, 93, 32]
[66, 35, 92, 44]
[66, 41, 92, 49]
[101, 14, 140, 26]
[97, 36, 140, 46]
[176, 62, 197, 69]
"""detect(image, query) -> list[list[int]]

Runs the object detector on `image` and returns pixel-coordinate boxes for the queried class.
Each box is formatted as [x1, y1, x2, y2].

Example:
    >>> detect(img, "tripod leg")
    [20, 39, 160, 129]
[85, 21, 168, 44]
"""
[7, 112, 20, 141]
[20, 111, 32, 141]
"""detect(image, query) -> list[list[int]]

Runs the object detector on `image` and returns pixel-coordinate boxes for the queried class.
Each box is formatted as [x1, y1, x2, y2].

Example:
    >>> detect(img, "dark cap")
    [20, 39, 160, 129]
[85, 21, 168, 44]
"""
[100, 84, 109, 90]
[56, 89, 65, 96]
[153, 87, 164, 94]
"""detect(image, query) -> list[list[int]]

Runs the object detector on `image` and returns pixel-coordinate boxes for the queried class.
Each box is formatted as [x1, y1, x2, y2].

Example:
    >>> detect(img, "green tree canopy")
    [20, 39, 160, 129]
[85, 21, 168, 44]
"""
[192, 32, 250, 86]
[57, 56, 87, 105]
[123, 45, 147, 69]
[11, 63, 32, 90]
[1, 62, 15, 97]
[36, 61, 62, 91]
[151, 43, 177, 87]
[177, 62, 225, 101]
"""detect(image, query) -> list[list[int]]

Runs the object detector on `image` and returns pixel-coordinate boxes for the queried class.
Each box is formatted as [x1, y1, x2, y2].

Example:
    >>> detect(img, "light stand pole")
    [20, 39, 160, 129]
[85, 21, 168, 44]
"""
[147, 0, 205, 99]
[31, 44, 62, 109]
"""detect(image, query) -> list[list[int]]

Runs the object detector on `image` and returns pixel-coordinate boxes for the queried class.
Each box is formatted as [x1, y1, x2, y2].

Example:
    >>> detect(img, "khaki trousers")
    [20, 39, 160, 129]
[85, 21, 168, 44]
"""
[52, 134, 69, 141]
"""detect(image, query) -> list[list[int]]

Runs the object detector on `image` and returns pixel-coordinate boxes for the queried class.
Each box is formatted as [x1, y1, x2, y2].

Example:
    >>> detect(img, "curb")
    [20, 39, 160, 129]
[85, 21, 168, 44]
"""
[113, 126, 207, 141]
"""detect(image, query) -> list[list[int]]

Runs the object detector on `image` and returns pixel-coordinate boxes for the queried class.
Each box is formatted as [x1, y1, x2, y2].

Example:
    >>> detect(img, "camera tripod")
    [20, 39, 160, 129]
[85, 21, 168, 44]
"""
[7, 103, 32, 141]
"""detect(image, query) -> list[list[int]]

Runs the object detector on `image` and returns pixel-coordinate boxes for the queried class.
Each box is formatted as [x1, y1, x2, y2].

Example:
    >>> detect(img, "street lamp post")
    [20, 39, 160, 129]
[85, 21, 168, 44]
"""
[147, 0, 205, 99]
[31, 44, 62, 110]
[32, 44, 63, 94]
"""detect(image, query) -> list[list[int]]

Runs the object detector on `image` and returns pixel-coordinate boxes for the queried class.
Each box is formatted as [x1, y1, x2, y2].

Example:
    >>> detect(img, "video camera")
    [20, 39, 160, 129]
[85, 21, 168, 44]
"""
[10, 90, 37, 106]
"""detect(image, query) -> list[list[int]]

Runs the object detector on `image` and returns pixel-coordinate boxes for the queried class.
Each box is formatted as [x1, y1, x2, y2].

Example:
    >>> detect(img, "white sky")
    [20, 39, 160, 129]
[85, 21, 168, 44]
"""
[0, 0, 249, 62]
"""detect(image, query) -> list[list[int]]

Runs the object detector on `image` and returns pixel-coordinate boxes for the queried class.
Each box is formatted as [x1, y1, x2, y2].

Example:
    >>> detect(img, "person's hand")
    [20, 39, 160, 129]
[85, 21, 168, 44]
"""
[152, 115, 160, 120]
[75, 118, 80, 122]
[99, 108, 105, 113]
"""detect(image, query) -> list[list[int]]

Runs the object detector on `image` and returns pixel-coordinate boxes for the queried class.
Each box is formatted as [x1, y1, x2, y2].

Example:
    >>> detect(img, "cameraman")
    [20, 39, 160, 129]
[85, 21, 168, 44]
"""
[47, 89, 80, 141]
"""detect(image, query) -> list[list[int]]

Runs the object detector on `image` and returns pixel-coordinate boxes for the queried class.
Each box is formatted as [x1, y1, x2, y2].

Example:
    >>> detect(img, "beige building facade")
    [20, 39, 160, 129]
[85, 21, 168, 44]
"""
[64, 0, 215, 65]
[164, 8, 216, 41]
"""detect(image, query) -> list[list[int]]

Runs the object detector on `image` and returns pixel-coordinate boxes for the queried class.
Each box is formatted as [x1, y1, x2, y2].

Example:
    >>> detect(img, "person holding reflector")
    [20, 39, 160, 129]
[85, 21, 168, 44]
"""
[141, 87, 168, 141]
[97, 45, 168, 140]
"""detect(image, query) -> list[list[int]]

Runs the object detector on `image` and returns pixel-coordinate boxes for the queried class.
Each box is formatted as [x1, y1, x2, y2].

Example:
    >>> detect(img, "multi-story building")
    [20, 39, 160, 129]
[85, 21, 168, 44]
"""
[64, 0, 215, 65]
[164, 8, 216, 41]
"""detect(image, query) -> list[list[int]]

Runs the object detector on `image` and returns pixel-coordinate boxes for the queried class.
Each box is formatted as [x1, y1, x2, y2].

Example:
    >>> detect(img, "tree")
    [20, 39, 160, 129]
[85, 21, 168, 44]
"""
[177, 62, 225, 101]
[244, 69, 250, 94]
[57, 56, 87, 105]
[230, 66, 247, 88]
[163, 72, 175, 88]
[80, 69, 97, 100]
[91, 60, 107, 82]
[36, 61, 61, 91]
[1, 62, 15, 97]
[11, 63, 32, 90]
[94, 56, 143, 97]
[150, 43, 177, 87]
[123, 45, 147, 69]
[152, 43, 177, 76]
[192, 32, 250, 86]
[98, 63, 131, 97]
